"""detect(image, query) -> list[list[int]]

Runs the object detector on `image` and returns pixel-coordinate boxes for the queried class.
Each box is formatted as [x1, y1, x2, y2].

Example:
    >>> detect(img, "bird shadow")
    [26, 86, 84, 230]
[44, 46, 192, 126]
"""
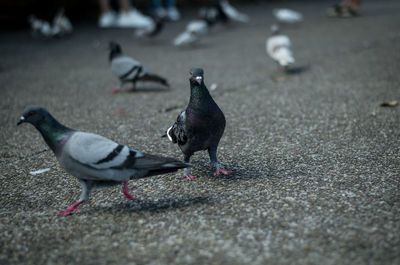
[126, 86, 170, 93]
[285, 64, 311, 75]
[191, 158, 270, 181]
[88, 196, 210, 214]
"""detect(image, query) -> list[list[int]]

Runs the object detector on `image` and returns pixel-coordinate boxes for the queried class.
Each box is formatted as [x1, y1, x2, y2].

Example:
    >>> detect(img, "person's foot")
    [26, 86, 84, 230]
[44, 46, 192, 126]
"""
[154, 7, 167, 19]
[116, 9, 153, 28]
[166, 7, 181, 21]
[98, 12, 117, 28]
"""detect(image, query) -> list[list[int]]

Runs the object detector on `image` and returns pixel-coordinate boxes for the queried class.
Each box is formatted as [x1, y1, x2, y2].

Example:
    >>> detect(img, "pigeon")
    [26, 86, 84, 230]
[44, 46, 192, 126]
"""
[172, 1, 248, 47]
[52, 8, 73, 36]
[266, 24, 295, 71]
[17, 106, 190, 216]
[135, 15, 164, 38]
[28, 10, 73, 39]
[219, 0, 249, 23]
[163, 68, 230, 179]
[173, 20, 209, 46]
[273, 8, 303, 23]
[109, 41, 169, 93]
[198, 4, 228, 26]
[28, 15, 52, 38]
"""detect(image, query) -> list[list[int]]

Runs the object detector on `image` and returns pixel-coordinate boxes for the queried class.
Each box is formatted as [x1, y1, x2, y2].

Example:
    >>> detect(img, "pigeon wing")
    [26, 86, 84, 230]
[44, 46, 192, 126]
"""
[111, 55, 144, 80]
[64, 132, 143, 170]
[169, 110, 188, 145]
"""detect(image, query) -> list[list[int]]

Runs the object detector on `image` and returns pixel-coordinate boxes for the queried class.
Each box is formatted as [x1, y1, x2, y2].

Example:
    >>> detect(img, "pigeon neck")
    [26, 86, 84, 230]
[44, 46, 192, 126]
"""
[109, 50, 122, 62]
[35, 115, 73, 156]
[189, 83, 212, 106]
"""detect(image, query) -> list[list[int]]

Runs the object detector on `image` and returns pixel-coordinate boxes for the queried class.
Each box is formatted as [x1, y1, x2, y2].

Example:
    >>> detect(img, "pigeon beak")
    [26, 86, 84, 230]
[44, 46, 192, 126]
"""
[17, 116, 25, 126]
[195, 76, 202, 84]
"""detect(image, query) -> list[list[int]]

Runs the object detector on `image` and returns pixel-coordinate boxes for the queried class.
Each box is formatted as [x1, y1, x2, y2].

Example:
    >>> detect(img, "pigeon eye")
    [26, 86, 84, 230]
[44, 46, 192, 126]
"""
[29, 111, 35, 116]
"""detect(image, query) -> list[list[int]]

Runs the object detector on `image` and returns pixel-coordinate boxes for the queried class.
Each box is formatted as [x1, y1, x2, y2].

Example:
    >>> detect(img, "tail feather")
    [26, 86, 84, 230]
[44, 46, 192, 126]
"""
[147, 161, 190, 177]
[133, 154, 190, 177]
[140, 73, 169, 87]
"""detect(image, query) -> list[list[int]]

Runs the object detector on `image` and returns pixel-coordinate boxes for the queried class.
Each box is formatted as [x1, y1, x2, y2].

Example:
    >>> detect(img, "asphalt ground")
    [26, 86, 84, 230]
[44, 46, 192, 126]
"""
[0, 0, 399, 264]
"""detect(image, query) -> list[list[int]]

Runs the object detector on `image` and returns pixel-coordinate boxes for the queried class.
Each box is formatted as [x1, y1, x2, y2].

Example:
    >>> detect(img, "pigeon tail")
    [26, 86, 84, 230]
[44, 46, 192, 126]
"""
[140, 73, 169, 87]
[133, 154, 190, 177]
[144, 161, 191, 177]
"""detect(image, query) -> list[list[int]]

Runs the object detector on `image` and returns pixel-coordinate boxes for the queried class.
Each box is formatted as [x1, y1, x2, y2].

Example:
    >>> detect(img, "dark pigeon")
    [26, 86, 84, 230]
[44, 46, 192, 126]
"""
[17, 106, 189, 216]
[109, 41, 169, 93]
[163, 68, 230, 179]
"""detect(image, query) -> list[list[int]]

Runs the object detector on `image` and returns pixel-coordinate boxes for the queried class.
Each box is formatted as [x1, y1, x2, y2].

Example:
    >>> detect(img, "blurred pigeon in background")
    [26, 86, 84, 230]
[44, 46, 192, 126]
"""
[266, 24, 295, 71]
[135, 15, 164, 38]
[173, 20, 209, 46]
[28, 9, 73, 38]
[273, 8, 303, 23]
[219, 0, 249, 23]
[17, 106, 190, 216]
[173, 0, 248, 46]
[51, 8, 73, 36]
[28, 15, 53, 38]
[163, 68, 230, 179]
[109, 41, 169, 93]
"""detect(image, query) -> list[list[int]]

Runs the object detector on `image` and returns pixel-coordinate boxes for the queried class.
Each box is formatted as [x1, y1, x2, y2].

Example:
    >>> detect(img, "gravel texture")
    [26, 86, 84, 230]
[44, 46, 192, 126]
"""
[0, 0, 399, 264]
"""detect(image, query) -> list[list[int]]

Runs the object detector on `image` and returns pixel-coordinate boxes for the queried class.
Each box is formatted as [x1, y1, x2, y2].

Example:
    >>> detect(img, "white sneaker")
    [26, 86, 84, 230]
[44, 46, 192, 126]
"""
[98, 12, 117, 28]
[167, 7, 180, 21]
[116, 9, 153, 28]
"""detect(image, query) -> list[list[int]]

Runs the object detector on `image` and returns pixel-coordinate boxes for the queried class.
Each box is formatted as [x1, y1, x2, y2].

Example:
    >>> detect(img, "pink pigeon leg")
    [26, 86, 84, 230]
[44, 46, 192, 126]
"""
[122, 181, 138, 200]
[214, 168, 231, 176]
[56, 200, 85, 216]
[127, 83, 136, 92]
[110, 88, 120, 94]
[180, 174, 196, 180]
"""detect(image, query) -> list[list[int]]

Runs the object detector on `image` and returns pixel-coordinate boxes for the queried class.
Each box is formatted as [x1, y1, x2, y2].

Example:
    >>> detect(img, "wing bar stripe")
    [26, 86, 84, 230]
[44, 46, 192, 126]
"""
[94, 145, 124, 164]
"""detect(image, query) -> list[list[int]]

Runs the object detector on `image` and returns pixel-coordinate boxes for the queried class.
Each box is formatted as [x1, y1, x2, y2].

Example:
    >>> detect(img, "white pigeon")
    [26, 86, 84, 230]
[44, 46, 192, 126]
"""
[173, 20, 208, 46]
[266, 24, 295, 69]
[219, 0, 249, 23]
[273, 8, 303, 23]
[28, 15, 53, 37]
[52, 9, 73, 36]
[17, 105, 190, 216]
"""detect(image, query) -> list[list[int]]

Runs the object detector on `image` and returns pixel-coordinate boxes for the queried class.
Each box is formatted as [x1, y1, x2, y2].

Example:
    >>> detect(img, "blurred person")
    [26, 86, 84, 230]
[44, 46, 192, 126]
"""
[98, 0, 153, 28]
[151, 0, 180, 21]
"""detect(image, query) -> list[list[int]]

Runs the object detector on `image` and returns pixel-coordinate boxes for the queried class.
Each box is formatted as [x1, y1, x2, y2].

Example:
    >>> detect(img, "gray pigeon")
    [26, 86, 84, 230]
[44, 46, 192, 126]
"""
[163, 68, 230, 179]
[17, 106, 189, 216]
[109, 41, 169, 93]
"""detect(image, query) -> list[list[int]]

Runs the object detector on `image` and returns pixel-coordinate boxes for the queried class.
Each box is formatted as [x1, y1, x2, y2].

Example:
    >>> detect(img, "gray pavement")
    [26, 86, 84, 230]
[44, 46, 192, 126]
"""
[0, 0, 399, 264]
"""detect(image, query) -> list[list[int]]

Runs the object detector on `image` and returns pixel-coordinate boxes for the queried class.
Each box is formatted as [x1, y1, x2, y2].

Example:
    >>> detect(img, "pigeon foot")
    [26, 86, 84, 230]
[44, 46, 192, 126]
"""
[56, 201, 85, 216]
[127, 86, 136, 92]
[122, 181, 138, 200]
[110, 88, 120, 94]
[180, 174, 196, 180]
[214, 169, 231, 176]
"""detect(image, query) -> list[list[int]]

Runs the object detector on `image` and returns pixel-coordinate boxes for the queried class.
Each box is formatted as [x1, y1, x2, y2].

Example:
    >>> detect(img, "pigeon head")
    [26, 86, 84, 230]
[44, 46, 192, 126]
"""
[109, 41, 122, 61]
[17, 105, 49, 126]
[189, 68, 204, 86]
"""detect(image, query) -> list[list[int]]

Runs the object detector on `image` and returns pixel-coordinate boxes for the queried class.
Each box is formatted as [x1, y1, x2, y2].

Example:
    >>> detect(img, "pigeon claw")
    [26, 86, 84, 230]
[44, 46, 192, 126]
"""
[56, 201, 85, 216]
[56, 208, 81, 216]
[180, 175, 196, 180]
[110, 88, 120, 94]
[122, 181, 138, 201]
[213, 169, 231, 176]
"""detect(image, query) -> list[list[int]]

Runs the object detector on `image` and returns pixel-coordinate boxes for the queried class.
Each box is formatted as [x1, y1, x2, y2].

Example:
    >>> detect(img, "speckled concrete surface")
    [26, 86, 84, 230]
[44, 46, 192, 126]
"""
[0, 0, 399, 264]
